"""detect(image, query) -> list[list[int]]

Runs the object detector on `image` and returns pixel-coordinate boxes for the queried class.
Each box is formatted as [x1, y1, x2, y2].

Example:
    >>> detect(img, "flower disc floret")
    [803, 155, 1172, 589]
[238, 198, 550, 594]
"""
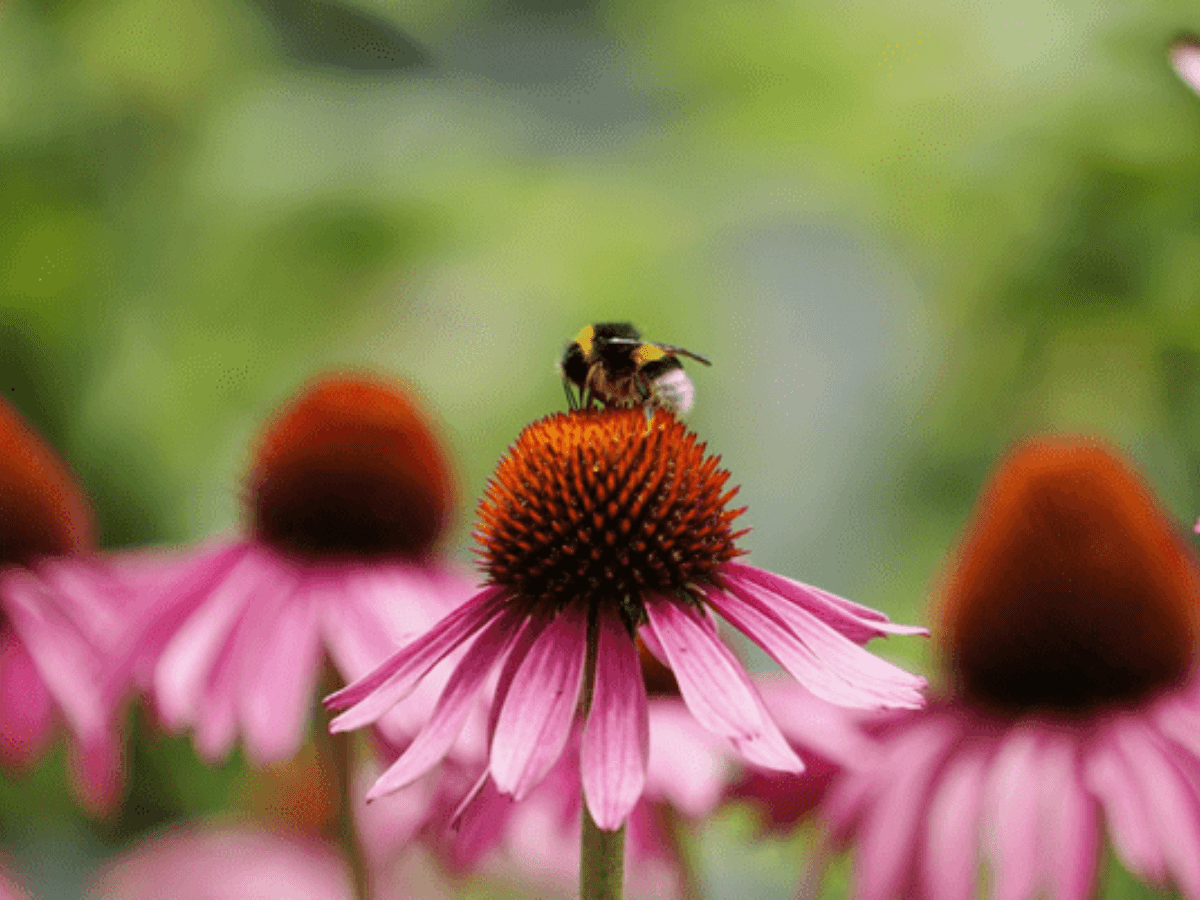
[249, 373, 454, 560]
[474, 408, 746, 619]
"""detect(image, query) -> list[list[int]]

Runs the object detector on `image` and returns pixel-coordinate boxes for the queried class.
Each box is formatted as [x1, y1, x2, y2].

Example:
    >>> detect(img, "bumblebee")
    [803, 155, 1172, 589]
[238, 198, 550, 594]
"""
[558, 322, 711, 414]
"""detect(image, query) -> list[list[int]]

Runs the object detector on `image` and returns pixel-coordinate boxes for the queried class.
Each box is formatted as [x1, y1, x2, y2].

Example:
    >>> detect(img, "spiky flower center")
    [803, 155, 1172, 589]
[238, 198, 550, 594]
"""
[939, 437, 1199, 715]
[0, 398, 93, 566]
[249, 373, 454, 560]
[475, 409, 746, 623]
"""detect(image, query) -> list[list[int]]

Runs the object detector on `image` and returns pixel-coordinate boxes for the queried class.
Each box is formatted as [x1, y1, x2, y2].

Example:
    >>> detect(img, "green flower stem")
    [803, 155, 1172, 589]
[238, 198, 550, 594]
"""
[321, 666, 373, 900]
[580, 604, 626, 900]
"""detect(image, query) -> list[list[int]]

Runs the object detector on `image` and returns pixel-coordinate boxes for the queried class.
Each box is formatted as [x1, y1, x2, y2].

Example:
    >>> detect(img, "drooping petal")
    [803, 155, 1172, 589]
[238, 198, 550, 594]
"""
[327, 585, 509, 730]
[985, 725, 1042, 900]
[581, 606, 650, 830]
[721, 563, 929, 643]
[0, 567, 109, 741]
[487, 610, 554, 744]
[854, 716, 959, 900]
[0, 632, 55, 768]
[1113, 718, 1200, 898]
[367, 605, 526, 801]
[642, 593, 801, 772]
[1084, 725, 1166, 883]
[1037, 733, 1098, 900]
[490, 603, 587, 800]
[68, 730, 125, 818]
[923, 746, 987, 900]
[238, 578, 321, 765]
[709, 577, 925, 709]
[151, 552, 268, 730]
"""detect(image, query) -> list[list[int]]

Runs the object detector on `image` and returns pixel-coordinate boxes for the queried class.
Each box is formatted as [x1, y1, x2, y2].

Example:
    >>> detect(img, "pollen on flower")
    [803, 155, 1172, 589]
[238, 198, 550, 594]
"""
[938, 436, 1200, 715]
[0, 397, 94, 566]
[474, 408, 747, 623]
[249, 373, 455, 560]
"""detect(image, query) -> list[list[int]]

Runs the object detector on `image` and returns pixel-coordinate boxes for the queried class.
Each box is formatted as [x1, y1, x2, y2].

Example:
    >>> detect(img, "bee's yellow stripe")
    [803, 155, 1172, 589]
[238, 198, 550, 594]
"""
[632, 343, 668, 366]
[575, 325, 595, 360]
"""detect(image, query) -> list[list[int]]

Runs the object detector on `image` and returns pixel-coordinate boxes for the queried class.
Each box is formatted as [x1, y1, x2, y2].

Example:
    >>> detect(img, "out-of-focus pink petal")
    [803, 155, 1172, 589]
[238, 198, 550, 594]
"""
[581, 607, 650, 830]
[0, 633, 55, 769]
[490, 604, 587, 800]
[755, 674, 878, 766]
[1114, 718, 1200, 897]
[853, 716, 959, 900]
[368, 607, 525, 801]
[327, 586, 508, 728]
[1084, 724, 1166, 883]
[151, 551, 268, 730]
[1172, 38, 1200, 95]
[643, 593, 802, 773]
[88, 825, 356, 900]
[0, 568, 109, 741]
[922, 746, 986, 900]
[353, 753, 437, 866]
[721, 563, 929, 643]
[1038, 732, 1097, 900]
[985, 725, 1041, 900]
[68, 731, 125, 818]
[645, 701, 728, 817]
[711, 577, 925, 709]
[238, 579, 321, 765]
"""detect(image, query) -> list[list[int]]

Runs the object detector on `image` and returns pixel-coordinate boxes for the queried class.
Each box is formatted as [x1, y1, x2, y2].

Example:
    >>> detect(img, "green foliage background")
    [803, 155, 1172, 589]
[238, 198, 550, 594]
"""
[4, 0, 1200, 896]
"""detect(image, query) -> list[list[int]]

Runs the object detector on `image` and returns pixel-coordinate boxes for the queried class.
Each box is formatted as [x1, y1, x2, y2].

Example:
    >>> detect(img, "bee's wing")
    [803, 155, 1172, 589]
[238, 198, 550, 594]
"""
[650, 342, 711, 366]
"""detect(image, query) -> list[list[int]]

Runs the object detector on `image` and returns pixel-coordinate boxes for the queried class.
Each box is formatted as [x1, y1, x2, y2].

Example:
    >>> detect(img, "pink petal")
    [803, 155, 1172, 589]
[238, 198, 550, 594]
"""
[191, 620, 242, 762]
[644, 700, 729, 817]
[721, 563, 929, 643]
[0, 568, 109, 741]
[152, 551, 270, 730]
[367, 606, 525, 801]
[0, 632, 55, 769]
[854, 715, 960, 900]
[1037, 732, 1098, 900]
[1173, 38, 1200, 95]
[238, 580, 322, 765]
[1083, 723, 1165, 882]
[581, 606, 650, 830]
[68, 730, 125, 818]
[1113, 718, 1200, 897]
[710, 577, 925, 709]
[111, 540, 251, 696]
[754, 674, 877, 766]
[90, 825, 358, 900]
[326, 585, 509, 728]
[985, 725, 1042, 900]
[923, 747, 987, 900]
[642, 593, 802, 772]
[490, 604, 587, 800]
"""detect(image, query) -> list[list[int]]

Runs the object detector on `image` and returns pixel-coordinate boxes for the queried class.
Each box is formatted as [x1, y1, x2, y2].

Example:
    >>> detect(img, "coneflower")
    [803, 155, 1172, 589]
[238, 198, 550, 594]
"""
[0, 396, 127, 815]
[326, 407, 925, 897]
[815, 436, 1200, 900]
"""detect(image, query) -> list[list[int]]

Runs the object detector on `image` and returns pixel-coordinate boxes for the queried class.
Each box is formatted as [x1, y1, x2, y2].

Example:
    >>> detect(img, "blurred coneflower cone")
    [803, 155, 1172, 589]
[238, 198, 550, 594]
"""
[0, 396, 129, 815]
[820, 436, 1200, 900]
[115, 371, 475, 766]
[327, 407, 926, 831]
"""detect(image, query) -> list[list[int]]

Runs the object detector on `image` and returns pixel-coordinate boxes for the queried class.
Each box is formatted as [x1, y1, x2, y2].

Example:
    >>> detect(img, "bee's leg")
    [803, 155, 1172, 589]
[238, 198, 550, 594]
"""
[563, 378, 579, 410]
[583, 364, 601, 409]
[635, 374, 655, 421]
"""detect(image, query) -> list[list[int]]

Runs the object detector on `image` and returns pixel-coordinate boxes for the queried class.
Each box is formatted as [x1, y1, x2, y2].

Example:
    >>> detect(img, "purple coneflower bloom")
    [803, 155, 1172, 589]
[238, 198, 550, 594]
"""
[817, 436, 1200, 900]
[118, 372, 474, 765]
[326, 408, 926, 831]
[0, 396, 128, 815]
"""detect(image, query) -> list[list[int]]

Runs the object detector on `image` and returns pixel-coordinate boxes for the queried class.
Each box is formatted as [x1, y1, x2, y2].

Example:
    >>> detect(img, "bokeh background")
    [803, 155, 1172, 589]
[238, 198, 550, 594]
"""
[5, 0, 1200, 896]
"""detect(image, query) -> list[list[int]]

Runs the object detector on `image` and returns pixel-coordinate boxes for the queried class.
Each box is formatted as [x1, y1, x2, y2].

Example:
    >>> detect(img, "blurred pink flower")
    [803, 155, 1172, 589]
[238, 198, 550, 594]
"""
[818, 436, 1200, 900]
[113, 372, 475, 766]
[328, 408, 926, 832]
[0, 396, 128, 815]
[88, 824, 372, 900]
[1171, 35, 1200, 94]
